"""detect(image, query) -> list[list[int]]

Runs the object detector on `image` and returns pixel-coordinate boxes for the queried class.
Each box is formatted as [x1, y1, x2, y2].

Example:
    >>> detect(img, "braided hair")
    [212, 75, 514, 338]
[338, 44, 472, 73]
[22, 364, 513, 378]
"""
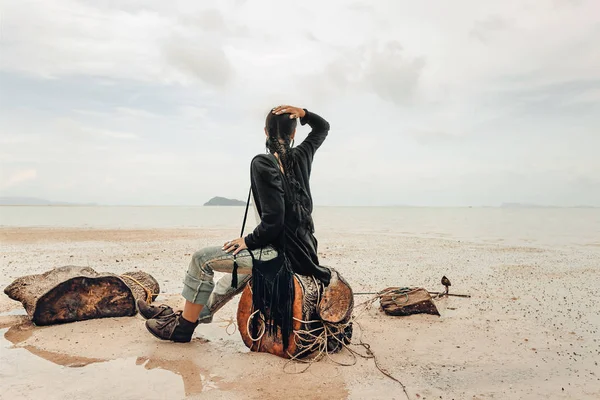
[264, 111, 313, 233]
[265, 111, 297, 179]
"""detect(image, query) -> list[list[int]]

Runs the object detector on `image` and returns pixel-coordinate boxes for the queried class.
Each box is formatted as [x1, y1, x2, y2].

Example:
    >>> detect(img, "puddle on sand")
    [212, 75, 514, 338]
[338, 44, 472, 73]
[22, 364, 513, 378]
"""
[137, 356, 225, 395]
[1, 316, 226, 398]
[1, 315, 107, 368]
[1, 341, 186, 399]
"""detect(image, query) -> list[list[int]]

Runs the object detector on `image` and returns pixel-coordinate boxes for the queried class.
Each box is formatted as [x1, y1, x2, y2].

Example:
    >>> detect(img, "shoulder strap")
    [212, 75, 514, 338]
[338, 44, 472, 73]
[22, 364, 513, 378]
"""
[233, 186, 253, 289]
[239, 154, 270, 238]
[238, 153, 288, 246]
[239, 186, 252, 238]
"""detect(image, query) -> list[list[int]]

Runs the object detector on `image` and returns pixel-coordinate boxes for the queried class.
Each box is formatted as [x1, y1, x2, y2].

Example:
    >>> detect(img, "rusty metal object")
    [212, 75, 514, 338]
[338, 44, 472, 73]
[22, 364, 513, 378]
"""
[379, 287, 440, 317]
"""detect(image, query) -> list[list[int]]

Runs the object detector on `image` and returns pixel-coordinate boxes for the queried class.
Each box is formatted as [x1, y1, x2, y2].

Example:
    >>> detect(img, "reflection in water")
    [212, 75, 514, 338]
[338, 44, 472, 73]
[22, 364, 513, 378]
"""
[1, 315, 222, 395]
[137, 356, 222, 395]
[2, 315, 108, 367]
[3, 317, 33, 344]
[20, 345, 107, 367]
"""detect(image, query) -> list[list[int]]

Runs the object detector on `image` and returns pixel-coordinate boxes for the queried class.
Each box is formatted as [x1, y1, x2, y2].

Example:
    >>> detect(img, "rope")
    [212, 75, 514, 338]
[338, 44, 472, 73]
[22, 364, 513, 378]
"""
[120, 274, 157, 303]
[247, 309, 266, 342]
[281, 296, 411, 400]
[218, 317, 237, 336]
[223, 284, 412, 398]
[381, 287, 412, 307]
[352, 324, 411, 399]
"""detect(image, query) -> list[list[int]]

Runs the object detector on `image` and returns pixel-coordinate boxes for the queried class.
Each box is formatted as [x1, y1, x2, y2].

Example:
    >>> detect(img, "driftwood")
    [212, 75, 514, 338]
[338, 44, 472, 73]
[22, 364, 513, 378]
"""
[318, 268, 354, 324]
[379, 287, 440, 316]
[3, 266, 160, 326]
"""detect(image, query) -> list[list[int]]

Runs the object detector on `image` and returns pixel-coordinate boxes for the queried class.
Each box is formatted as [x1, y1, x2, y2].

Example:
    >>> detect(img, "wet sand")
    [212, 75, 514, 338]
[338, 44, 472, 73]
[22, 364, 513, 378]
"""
[1, 227, 599, 399]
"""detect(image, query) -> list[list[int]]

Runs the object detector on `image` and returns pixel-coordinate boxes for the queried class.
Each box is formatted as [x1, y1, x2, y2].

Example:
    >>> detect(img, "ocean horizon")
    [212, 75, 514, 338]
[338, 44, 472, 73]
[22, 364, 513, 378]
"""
[1, 205, 599, 248]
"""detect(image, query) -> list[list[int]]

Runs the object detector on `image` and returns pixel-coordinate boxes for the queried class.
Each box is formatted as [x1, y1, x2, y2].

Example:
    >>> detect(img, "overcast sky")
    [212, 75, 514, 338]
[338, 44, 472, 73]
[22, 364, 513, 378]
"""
[1, 0, 599, 206]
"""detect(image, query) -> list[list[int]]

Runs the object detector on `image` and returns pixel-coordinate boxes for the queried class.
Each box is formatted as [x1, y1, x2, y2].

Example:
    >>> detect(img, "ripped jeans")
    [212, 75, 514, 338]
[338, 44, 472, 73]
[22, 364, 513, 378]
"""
[181, 245, 278, 317]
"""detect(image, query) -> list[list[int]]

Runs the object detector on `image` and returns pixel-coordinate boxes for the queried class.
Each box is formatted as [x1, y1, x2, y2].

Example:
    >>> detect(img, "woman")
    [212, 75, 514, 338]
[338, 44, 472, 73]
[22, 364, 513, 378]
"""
[141, 105, 331, 343]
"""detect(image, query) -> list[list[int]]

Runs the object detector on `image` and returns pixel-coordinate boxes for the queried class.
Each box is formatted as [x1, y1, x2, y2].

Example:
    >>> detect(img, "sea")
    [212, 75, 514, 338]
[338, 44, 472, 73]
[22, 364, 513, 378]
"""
[1, 206, 599, 248]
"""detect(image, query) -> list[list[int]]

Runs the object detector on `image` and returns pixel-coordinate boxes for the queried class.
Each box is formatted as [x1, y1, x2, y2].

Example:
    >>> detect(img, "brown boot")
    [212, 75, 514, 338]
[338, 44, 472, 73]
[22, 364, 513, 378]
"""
[145, 312, 198, 343]
[138, 299, 214, 324]
[137, 299, 174, 320]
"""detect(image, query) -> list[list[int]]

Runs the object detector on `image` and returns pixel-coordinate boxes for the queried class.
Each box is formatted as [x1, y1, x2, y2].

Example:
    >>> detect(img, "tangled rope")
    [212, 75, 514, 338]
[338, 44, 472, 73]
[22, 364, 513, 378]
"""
[224, 287, 411, 400]
[281, 293, 411, 400]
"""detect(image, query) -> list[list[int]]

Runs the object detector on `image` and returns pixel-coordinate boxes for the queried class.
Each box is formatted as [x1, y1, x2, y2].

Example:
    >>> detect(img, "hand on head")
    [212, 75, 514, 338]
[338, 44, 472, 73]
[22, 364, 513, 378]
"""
[272, 105, 306, 119]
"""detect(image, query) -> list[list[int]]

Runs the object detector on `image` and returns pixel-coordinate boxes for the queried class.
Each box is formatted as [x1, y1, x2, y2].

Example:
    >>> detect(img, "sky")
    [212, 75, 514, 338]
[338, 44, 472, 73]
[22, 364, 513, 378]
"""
[0, 0, 599, 206]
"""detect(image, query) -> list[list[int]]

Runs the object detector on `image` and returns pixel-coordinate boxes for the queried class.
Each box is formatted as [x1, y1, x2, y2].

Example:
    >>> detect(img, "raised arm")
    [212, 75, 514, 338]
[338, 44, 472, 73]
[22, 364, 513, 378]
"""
[296, 110, 330, 161]
[272, 105, 330, 162]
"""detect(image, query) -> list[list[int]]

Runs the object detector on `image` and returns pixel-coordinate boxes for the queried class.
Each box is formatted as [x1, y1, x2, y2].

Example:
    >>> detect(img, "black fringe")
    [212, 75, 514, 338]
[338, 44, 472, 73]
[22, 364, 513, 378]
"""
[231, 259, 239, 288]
[250, 254, 295, 349]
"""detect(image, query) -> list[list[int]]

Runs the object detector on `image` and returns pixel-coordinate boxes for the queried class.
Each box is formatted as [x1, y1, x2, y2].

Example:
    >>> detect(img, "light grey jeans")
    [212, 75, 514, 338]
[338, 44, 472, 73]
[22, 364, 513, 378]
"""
[181, 245, 278, 316]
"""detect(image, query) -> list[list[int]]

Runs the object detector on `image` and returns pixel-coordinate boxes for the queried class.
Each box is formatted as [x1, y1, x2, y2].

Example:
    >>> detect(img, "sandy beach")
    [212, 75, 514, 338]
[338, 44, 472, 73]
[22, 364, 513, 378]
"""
[1, 227, 599, 400]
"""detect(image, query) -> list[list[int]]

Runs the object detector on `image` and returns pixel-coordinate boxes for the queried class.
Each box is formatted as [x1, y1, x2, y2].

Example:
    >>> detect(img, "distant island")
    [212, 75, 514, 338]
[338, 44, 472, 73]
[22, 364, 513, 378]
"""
[0, 197, 96, 206]
[203, 196, 245, 206]
[500, 202, 548, 208]
[500, 202, 597, 209]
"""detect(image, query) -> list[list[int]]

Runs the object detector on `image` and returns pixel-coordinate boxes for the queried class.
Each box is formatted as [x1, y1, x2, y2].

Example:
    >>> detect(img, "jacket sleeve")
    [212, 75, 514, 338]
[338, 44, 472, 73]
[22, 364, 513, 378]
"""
[295, 110, 330, 164]
[244, 156, 285, 249]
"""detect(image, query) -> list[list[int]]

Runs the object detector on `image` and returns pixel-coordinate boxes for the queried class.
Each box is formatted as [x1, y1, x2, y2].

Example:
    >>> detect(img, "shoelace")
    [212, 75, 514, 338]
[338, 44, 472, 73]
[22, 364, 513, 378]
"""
[155, 305, 173, 315]
[146, 303, 173, 318]
[155, 312, 179, 329]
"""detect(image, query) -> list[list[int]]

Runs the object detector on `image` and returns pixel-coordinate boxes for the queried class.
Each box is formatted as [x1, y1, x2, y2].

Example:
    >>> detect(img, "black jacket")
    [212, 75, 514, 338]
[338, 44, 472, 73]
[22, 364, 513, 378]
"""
[244, 110, 331, 285]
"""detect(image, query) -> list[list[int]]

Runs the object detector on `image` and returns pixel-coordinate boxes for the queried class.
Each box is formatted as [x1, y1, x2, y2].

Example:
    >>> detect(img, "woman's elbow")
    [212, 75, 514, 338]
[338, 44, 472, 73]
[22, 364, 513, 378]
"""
[266, 216, 285, 241]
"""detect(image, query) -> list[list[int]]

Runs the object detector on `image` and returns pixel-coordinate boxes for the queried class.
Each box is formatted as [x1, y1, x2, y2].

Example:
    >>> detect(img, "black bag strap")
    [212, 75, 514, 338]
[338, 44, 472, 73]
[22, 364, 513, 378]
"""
[239, 186, 252, 238]
[232, 186, 253, 289]
[232, 153, 286, 288]
[239, 153, 282, 238]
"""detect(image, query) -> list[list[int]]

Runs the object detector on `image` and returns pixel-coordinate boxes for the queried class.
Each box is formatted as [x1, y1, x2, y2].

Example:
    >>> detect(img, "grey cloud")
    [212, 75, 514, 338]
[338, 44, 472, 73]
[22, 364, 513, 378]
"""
[196, 8, 227, 32]
[0, 1, 241, 86]
[479, 77, 600, 124]
[552, 0, 584, 7]
[304, 41, 425, 106]
[162, 37, 233, 87]
[179, 8, 250, 37]
[4, 0, 600, 206]
[470, 16, 511, 43]
[304, 31, 320, 42]
[347, 2, 375, 13]
[365, 42, 425, 105]
[410, 130, 464, 146]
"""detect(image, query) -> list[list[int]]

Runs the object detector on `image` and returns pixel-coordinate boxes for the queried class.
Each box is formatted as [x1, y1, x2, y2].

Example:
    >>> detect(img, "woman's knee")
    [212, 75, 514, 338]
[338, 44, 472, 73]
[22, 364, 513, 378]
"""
[190, 246, 222, 275]
[192, 250, 207, 268]
[191, 246, 214, 266]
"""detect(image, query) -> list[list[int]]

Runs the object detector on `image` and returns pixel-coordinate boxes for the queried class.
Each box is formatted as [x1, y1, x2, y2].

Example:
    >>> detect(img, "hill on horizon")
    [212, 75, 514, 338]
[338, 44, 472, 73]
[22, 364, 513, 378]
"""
[203, 196, 246, 206]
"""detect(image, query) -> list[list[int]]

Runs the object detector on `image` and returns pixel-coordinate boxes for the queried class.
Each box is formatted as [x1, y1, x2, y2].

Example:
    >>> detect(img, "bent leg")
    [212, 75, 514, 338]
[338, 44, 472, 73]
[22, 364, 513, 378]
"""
[200, 273, 251, 321]
[181, 246, 277, 322]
